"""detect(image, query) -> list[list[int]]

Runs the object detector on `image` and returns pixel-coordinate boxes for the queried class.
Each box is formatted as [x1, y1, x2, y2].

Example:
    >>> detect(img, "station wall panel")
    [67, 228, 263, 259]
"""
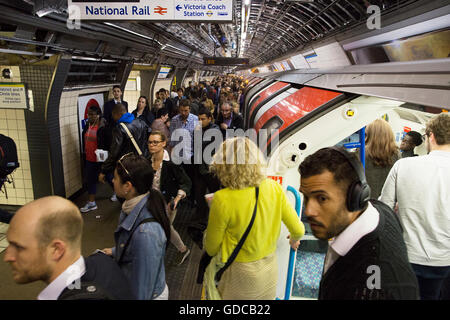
[124, 70, 141, 111]
[0, 66, 34, 206]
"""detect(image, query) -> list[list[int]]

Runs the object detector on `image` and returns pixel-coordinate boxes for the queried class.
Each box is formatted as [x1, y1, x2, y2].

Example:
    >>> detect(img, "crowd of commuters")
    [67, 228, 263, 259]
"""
[3, 75, 251, 299]
[2, 72, 449, 300]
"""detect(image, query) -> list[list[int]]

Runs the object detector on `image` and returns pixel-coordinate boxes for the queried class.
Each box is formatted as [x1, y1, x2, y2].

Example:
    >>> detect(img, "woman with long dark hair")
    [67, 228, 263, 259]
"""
[101, 153, 170, 300]
[132, 96, 155, 129]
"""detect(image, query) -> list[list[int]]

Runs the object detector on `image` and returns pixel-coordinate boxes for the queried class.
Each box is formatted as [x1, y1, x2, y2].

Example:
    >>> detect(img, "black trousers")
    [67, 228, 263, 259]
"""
[182, 162, 196, 202]
[192, 169, 220, 226]
[411, 263, 450, 300]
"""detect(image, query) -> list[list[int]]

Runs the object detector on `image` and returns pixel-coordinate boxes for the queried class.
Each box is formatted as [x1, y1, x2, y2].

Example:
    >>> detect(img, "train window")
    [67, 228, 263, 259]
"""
[336, 131, 360, 147]
[261, 116, 283, 131]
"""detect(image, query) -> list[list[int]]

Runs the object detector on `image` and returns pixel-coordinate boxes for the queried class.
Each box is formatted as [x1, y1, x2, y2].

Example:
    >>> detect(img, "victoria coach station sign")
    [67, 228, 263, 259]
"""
[68, 0, 233, 21]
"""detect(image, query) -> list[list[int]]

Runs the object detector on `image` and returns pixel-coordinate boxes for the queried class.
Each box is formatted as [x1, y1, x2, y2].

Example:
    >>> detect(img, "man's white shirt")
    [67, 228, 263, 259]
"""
[323, 202, 380, 274]
[379, 150, 450, 266]
[37, 256, 86, 300]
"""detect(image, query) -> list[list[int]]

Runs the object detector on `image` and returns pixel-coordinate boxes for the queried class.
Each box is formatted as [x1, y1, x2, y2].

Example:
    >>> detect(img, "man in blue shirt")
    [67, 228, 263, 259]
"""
[169, 99, 199, 203]
[169, 99, 199, 164]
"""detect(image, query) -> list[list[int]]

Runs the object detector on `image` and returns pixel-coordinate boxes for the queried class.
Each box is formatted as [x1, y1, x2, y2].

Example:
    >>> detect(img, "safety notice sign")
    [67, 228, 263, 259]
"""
[0, 83, 29, 109]
[68, 0, 233, 22]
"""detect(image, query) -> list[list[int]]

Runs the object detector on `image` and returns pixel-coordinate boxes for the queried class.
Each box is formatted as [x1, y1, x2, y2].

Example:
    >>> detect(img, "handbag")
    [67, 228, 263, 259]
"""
[203, 187, 259, 300]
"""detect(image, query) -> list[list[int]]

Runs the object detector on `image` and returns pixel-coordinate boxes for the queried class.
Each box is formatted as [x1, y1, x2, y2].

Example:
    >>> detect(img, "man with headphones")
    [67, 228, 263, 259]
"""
[298, 146, 419, 300]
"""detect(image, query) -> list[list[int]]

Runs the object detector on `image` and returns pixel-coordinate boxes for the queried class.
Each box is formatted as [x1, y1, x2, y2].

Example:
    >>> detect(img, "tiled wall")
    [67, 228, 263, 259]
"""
[124, 70, 141, 111]
[153, 79, 172, 99]
[183, 77, 194, 88]
[311, 42, 351, 69]
[59, 87, 109, 198]
[0, 221, 8, 254]
[0, 66, 34, 206]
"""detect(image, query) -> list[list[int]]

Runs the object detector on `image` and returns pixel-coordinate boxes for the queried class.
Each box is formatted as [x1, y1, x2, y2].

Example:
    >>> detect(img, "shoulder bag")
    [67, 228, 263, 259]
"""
[120, 122, 142, 156]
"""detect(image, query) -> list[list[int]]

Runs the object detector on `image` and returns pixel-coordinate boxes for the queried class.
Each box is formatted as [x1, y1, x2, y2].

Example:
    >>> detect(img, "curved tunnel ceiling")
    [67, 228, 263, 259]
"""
[0, 0, 437, 70]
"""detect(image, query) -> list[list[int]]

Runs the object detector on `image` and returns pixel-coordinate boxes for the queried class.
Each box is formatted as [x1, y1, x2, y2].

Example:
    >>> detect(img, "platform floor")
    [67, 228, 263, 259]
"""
[0, 183, 203, 300]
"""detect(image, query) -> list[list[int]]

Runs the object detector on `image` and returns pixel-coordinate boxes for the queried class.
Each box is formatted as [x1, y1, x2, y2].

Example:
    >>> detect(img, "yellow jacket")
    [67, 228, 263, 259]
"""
[205, 178, 305, 263]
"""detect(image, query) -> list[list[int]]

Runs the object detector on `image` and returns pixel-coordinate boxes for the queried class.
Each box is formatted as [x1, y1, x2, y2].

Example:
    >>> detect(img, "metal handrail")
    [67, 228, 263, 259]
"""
[284, 185, 302, 300]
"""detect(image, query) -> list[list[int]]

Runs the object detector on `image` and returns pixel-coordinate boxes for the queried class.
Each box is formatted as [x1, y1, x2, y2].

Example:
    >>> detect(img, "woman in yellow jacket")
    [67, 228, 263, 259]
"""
[204, 137, 305, 300]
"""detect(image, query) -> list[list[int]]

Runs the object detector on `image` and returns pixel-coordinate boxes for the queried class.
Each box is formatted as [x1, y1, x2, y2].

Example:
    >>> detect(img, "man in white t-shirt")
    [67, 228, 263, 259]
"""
[380, 113, 450, 300]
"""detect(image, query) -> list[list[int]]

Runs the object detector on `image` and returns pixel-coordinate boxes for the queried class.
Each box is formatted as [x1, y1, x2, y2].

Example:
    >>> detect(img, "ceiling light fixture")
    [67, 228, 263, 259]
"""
[239, 0, 252, 58]
[103, 22, 164, 47]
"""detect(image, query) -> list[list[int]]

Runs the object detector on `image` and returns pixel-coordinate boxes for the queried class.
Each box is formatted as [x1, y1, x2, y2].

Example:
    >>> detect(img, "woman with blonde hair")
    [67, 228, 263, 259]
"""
[204, 137, 305, 299]
[202, 98, 215, 116]
[364, 118, 400, 198]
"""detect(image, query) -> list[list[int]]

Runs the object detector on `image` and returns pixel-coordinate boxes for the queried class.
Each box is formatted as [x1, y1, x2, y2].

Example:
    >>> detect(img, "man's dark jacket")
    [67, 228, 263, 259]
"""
[103, 99, 128, 125]
[164, 98, 177, 119]
[319, 200, 420, 300]
[196, 122, 220, 176]
[58, 253, 135, 300]
[101, 115, 149, 174]
[216, 112, 244, 139]
[102, 99, 128, 150]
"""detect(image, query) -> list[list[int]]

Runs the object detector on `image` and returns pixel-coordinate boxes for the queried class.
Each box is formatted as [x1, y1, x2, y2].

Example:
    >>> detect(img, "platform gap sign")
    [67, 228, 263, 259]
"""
[68, 0, 233, 22]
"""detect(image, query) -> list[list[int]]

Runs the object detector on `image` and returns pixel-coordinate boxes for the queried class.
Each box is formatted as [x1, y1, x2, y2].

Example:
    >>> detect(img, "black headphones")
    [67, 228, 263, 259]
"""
[327, 146, 371, 212]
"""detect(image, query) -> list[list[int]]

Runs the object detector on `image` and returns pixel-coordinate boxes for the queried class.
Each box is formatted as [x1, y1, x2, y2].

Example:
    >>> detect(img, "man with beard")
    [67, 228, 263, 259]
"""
[299, 147, 419, 300]
[380, 113, 450, 300]
[3, 196, 133, 300]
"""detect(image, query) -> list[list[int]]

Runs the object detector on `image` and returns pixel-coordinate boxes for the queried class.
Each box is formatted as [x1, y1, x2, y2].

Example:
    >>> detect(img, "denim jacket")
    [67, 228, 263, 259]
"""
[111, 195, 167, 300]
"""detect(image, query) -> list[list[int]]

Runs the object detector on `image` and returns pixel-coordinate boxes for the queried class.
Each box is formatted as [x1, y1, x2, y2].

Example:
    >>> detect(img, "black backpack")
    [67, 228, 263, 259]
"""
[0, 134, 20, 193]
[0, 134, 19, 177]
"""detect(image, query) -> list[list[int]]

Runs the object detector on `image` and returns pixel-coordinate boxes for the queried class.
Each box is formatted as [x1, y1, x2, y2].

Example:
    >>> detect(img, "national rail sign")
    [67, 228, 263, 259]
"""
[68, 0, 233, 22]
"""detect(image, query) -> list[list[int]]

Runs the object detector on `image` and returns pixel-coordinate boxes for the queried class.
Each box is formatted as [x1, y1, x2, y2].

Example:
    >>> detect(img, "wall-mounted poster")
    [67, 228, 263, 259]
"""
[77, 93, 104, 149]
[0, 83, 29, 109]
